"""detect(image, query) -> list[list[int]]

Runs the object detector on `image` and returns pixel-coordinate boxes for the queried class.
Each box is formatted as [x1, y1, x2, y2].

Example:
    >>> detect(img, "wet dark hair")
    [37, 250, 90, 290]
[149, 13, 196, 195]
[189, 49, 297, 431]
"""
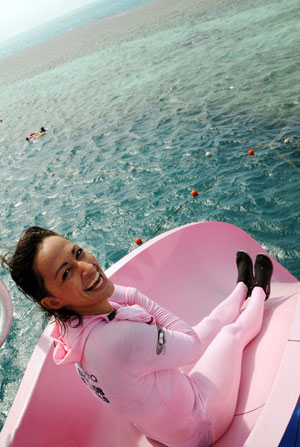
[40, 127, 46, 132]
[0, 226, 82, 327]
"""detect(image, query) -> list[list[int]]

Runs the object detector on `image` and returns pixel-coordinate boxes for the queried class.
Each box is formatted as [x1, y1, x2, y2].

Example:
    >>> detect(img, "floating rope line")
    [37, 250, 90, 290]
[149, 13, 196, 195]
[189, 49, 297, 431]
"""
[136, 131, 299, 245]
[131, 139, 298, 174]
[266, 122, 300, 173]
[270, 146, 300, 172]
[147, 163, 244, 241]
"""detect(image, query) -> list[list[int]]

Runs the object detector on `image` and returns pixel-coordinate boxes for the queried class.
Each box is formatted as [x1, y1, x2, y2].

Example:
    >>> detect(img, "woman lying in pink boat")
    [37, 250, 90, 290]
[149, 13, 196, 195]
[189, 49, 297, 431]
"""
[1, 226, 273, 447]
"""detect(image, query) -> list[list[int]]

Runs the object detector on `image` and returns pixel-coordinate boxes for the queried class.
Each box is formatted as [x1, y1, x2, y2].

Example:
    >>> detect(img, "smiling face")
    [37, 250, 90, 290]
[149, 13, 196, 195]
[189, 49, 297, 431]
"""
[34, 236, 115, 315]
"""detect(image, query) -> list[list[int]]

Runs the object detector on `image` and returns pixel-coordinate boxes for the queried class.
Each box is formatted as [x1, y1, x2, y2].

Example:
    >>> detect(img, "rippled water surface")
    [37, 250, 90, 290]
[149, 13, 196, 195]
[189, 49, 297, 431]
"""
[0, 0, 300, 430]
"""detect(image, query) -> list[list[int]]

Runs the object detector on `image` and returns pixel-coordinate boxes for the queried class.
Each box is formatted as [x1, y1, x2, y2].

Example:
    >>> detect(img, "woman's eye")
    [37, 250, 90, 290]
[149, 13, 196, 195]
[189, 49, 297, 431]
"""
[63, 268, 71, 281]
[76, 248, 83, 259]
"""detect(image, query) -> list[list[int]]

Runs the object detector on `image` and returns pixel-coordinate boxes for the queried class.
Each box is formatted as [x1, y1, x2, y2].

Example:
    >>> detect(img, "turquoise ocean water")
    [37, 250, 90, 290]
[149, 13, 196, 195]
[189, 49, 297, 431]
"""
[0, 0, 300, 430]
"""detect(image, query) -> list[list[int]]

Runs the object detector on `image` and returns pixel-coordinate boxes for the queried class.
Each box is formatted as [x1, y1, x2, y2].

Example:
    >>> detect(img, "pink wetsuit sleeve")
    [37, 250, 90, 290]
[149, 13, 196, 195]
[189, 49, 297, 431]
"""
[97, 319, 203, 375]
[112, 285, 196, 336]
[106, 286, 204, 373]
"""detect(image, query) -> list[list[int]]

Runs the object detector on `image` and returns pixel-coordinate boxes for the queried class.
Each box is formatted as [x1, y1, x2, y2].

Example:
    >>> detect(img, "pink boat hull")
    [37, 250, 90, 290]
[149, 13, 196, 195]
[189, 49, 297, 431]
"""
[0, 280, 12, 348]
[1, 222, 300, 446]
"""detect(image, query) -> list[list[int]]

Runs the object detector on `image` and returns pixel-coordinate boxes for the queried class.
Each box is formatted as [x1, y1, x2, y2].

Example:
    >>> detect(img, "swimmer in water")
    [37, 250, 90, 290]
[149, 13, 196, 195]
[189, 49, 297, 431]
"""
[1, 227, 273, 447]
[26, 127, 46, 142]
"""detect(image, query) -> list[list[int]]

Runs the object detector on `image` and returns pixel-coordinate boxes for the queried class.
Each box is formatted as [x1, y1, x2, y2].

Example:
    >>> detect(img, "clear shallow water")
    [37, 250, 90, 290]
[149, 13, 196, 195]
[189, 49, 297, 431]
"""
[0, 0, 300, 430]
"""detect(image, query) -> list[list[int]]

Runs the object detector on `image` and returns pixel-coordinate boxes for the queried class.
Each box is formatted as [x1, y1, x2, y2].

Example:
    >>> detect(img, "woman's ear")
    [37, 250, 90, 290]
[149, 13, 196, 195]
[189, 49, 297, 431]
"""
[41, 297, 64, 310]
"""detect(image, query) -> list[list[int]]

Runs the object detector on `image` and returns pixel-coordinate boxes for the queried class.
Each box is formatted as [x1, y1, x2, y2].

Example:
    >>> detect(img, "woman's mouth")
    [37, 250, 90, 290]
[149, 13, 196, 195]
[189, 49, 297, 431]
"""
[85, 271, 104, 291]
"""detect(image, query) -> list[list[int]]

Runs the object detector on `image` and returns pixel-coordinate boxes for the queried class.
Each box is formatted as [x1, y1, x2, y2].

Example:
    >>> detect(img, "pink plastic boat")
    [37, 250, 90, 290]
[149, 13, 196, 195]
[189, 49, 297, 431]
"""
[1, 221, 300, 446]
[0, 280, 12, 348]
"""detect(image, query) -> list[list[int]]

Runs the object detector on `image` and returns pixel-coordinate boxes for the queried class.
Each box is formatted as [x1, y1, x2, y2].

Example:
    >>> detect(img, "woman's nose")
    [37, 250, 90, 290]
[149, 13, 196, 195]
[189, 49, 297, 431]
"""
[78, 261, 94, 277]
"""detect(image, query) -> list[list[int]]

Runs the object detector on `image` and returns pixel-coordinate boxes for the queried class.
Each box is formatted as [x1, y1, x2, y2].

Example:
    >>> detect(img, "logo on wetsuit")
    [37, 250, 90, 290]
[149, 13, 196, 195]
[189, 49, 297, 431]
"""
[75, 364, 110, 403]
[156, 326, 166, 355]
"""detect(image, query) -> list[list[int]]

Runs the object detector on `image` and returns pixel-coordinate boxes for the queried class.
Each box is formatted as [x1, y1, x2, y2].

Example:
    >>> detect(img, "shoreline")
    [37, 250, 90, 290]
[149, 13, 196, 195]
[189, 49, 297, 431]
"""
[0, 0, 203, 86]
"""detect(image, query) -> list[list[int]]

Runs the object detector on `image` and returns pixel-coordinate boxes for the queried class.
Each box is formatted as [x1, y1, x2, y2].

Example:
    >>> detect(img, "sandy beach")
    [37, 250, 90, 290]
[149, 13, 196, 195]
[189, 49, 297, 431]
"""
[0, 0, 204, 85]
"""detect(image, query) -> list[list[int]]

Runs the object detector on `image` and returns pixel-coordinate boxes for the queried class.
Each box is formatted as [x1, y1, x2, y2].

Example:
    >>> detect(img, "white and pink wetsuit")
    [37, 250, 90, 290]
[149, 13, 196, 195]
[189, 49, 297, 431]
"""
[50, 283, 266, 447]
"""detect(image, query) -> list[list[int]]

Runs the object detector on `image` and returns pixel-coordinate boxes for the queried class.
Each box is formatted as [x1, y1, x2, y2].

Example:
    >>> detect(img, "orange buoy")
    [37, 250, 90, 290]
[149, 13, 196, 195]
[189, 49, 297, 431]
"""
[135, 237, 143, 245]
[191, 190, 199, 196]
[248, 149, 254, 156]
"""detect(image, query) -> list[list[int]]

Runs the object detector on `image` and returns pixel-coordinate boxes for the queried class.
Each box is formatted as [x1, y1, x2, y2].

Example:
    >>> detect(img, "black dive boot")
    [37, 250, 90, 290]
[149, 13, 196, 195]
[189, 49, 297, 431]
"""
[236, 251, 254, 297]
[253, 253, 273, 300]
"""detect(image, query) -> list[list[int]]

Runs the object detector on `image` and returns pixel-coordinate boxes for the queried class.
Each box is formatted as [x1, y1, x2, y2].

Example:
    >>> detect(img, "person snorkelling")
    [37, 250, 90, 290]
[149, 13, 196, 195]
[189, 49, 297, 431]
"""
[26, 127, 46, 142]
[1, 226, 273, 446]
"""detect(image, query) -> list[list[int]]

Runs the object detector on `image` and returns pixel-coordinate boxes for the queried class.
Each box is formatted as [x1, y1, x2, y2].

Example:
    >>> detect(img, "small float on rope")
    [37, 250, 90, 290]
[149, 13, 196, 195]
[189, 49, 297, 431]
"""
[0, 222, 300, 446]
